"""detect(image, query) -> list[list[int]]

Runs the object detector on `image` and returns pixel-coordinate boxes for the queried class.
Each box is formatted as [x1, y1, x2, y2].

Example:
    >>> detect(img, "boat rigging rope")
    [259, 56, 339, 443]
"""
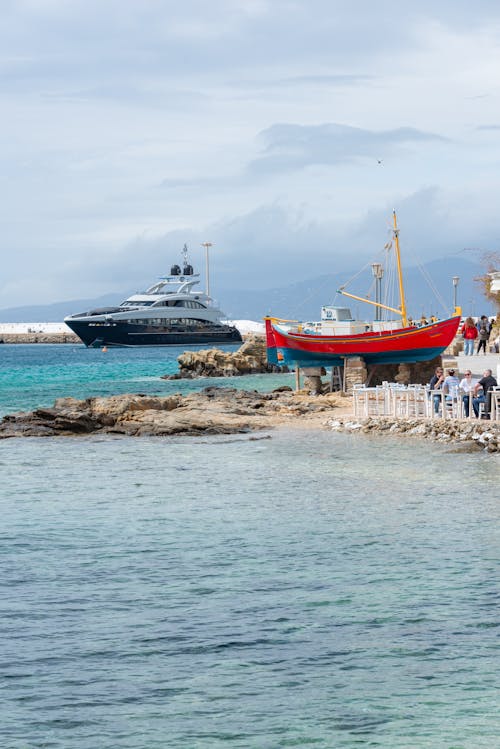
[382, 244, 397, 321]
[291, 273, 340, 317]
[292, 257, 375, 318]
[415, 258, 450, 317]
[337, 258, 377, 291]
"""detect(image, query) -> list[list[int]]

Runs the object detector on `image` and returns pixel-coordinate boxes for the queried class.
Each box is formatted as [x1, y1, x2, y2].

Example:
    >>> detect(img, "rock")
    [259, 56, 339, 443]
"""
[327, 414, 500, 452]
[162, 335, 288, 379]
[395, 363, 412, 385]
[303, 375, 323, 395]
[447, 442, 484, 453]
[0, 388, 344, 439]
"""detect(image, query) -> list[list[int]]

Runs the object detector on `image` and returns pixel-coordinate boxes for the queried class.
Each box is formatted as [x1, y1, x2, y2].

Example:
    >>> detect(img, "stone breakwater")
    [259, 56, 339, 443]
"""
[329, 416, 500, 453]
[0, 388, 344, 438]
[0, 333, 80, 344]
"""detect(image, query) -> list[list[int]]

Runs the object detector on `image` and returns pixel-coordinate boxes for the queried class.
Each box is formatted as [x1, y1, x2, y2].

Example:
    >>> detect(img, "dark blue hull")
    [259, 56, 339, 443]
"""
[66, 320, 242, 347]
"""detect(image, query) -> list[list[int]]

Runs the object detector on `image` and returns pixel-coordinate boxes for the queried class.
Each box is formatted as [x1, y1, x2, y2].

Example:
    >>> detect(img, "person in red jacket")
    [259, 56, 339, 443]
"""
[461, 316, 478, 355]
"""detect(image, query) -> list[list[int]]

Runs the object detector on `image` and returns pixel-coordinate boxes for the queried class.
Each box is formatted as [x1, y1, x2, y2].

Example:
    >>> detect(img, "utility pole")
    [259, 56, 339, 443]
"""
[452, 276, 459, 314]
[371, 262, 384, 321]
[201, 242, 213, 297]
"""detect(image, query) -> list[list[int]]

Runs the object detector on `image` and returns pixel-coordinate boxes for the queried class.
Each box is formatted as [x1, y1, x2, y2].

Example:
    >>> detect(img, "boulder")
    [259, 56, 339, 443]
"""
[162, 335, 287, 379]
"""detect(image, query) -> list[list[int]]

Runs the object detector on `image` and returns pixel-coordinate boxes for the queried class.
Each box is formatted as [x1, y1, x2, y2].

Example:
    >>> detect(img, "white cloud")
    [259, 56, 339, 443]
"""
[1, 1, 500, 306]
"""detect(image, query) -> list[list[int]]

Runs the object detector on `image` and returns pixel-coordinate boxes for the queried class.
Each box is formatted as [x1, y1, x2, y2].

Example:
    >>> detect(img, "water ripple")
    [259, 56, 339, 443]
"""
[0, 428, 499, 748]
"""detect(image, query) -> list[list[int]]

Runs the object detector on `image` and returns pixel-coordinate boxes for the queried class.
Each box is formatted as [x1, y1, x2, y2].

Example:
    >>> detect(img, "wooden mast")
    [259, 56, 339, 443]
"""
[392, 210, 408, 327]
[336, 210, 409, 327]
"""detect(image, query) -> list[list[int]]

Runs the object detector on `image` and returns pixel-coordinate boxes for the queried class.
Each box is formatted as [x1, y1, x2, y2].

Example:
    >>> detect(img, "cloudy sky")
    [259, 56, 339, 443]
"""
[2, 0, 500, 307]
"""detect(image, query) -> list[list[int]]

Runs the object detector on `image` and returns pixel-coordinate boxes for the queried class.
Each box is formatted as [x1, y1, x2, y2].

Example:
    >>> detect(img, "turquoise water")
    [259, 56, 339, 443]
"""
[1, 346, 499, 748]
[0, 344, 295, 416]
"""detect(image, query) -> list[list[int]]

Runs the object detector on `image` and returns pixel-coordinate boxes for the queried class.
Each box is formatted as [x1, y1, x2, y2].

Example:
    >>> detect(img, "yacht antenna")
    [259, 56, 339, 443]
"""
[181, 243, 189, 266]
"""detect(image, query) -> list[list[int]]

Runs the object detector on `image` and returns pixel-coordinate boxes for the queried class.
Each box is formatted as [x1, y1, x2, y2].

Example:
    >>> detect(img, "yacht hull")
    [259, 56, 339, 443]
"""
[66, 320, 242, 347]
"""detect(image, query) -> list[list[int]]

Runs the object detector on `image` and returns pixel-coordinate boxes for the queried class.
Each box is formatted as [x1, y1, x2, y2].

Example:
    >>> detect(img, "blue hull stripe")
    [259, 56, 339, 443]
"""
[268, 346, 445, 368]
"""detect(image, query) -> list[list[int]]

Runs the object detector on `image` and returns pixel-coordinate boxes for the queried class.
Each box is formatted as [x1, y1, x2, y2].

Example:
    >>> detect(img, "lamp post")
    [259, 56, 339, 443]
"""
[452, 276, 459, 313]
[201, 242, 213, 297]
[371, 262, 384, 321]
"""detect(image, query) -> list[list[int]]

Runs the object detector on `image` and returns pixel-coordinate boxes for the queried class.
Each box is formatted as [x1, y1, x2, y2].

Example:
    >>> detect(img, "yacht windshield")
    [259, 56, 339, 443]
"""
[120, 301, 155, 307]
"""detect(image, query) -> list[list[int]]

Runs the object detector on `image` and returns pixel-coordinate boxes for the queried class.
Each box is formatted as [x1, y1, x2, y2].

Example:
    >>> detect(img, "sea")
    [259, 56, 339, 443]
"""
[1, 345, 499, 749]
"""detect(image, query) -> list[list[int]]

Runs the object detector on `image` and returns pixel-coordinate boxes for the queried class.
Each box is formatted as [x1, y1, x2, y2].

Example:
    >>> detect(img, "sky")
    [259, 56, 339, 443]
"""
[2, 0, 500, 308]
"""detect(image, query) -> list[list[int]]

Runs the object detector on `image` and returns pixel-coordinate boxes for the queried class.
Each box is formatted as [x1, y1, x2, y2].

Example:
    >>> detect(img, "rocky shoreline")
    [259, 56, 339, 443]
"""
[1, 386, 499, 451]
[0, 388, 345, 439]
[329, 415, 500, 452]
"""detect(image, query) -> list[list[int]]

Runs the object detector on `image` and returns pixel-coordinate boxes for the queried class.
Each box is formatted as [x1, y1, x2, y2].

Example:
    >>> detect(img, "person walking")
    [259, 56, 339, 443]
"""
[461, 317, 478, 356]
[476, 316, 489, 355]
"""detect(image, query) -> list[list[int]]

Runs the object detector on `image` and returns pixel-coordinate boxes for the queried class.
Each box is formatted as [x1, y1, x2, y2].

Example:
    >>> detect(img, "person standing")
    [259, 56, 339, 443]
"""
[476, 316, 489, 355]
[472, 369, 498, 418]
[459, 370, 477, 417]
[461, 317, 478, 356]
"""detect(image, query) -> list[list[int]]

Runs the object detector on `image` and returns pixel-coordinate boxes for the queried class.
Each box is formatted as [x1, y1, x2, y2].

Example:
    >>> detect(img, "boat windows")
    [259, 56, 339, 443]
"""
[120, 300, 156, 307]
[153, 300, 205, 308]
[124, 318, 216, 329]
[173, 300, 205, 308]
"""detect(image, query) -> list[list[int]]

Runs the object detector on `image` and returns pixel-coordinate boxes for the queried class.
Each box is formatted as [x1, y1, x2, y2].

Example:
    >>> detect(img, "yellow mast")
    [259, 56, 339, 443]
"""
[336, 210, 409, 325]
[392, 209, 408, 327]
[336, 288, 402, 317]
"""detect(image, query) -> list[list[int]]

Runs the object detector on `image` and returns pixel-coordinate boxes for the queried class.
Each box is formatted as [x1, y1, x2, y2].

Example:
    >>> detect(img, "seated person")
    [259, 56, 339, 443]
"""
[472, 369, 498, 418]
[459, 370, 477, 417]
[429, 366, 445, 413]
[443, 369, 460, 401]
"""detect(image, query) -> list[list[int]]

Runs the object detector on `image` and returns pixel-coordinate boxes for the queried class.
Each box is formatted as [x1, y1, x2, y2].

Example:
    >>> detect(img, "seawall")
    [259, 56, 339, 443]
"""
[0, 333, 80, 344]
[329, 415, 500, 452]
[0, 322, 79, 344]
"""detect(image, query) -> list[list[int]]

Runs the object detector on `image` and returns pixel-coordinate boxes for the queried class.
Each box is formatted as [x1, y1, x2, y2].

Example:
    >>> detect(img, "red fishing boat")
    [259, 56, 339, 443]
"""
[266, 211, 461, 369]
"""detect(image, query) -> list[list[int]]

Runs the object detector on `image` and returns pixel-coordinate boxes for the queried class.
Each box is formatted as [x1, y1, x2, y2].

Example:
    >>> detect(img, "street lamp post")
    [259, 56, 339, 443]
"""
[452, 276, 459, 313]
[371, 262, 384, 321]
[201, 242, 213, 297]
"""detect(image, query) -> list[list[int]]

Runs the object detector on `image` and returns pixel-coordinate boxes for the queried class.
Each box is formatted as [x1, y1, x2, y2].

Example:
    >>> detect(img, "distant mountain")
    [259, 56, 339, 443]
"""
[0, 294, 124, 323]
[218, 257, 494, 321]
[0, 257, 493, 322]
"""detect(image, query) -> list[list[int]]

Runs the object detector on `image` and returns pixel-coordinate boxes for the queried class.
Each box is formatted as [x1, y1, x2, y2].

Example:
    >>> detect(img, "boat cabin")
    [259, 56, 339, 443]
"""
[321, 306, 354, 322]
[301, 306, 367, 335]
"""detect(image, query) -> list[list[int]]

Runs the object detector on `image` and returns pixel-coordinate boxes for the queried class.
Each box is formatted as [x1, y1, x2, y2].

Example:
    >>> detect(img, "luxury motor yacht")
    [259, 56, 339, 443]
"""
[64, 246, 242, 347]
